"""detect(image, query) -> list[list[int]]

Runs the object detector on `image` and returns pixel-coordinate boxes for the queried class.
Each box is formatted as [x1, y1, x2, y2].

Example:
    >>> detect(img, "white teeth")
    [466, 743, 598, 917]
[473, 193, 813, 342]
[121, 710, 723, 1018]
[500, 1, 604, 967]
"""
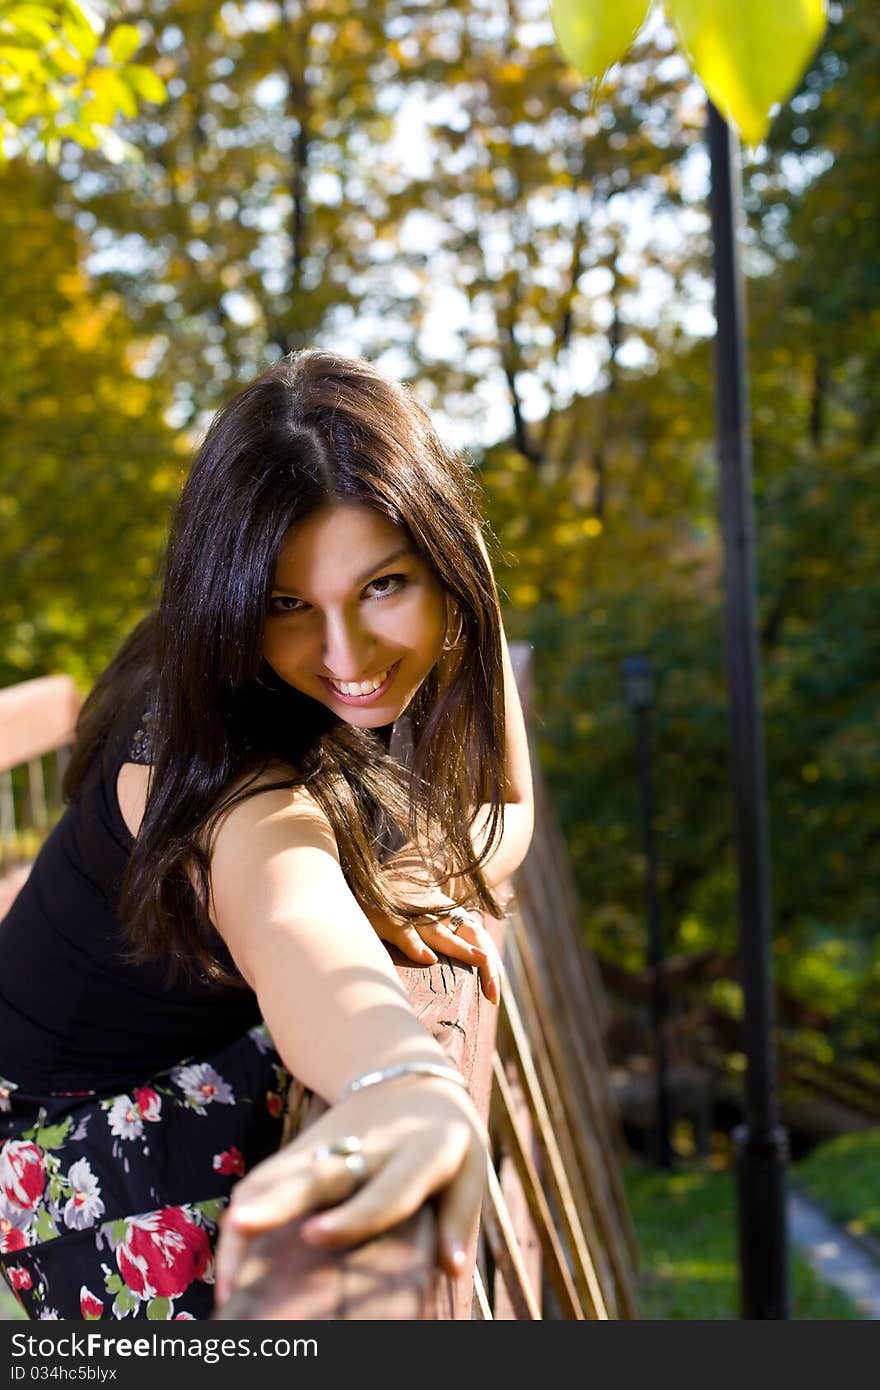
[330, 668, 389, 697]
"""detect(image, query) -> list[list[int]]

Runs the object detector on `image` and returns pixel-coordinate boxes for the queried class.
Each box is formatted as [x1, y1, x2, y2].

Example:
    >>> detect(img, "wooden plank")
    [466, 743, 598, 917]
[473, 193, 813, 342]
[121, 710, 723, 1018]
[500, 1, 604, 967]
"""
[514, 852, 640, 1269]
[497, 963, 610, 1319]
[472, 1265, 493, 1320]
[492, 1061, 542, 1320]
[501, 931, 619, 1315]
[481, 1157, 541, 1320]
[506, 918, 640, 1319]
[0, 676, 80, 773]
[491, 1053, 584, 1319]
[216, 1207, 440, 1321]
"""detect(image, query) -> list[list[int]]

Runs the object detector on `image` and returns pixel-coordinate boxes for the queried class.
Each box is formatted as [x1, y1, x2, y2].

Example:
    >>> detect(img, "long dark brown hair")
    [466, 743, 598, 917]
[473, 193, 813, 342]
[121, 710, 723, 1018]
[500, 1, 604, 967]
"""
[64, 351, 507, 982]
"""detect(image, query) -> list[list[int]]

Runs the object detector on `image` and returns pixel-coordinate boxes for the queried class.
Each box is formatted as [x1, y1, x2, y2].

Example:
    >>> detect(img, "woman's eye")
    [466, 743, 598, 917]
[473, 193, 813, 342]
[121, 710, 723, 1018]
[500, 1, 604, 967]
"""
[367, 573, 406, 598]
[269, 595, 307, 615]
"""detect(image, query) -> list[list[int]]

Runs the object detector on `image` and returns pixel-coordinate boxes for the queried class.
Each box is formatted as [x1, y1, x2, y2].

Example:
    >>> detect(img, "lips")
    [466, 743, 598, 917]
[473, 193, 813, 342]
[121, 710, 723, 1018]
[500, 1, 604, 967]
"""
[319, 660, 401, 706]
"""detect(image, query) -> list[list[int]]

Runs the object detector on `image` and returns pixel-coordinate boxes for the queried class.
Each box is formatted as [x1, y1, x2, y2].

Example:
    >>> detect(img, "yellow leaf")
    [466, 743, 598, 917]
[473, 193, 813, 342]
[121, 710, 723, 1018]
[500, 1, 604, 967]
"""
[123, 63, 166, 105]
[106, 22, 141, 65]
[550, 0, 651, 80]
[669, 0, 828, 146]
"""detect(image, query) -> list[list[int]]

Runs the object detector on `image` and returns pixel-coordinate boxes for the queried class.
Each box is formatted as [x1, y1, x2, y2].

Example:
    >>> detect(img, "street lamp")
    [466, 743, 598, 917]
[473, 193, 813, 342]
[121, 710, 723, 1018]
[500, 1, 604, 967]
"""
[707, 102, 790, 1320]
[621, 655, 673, 1170]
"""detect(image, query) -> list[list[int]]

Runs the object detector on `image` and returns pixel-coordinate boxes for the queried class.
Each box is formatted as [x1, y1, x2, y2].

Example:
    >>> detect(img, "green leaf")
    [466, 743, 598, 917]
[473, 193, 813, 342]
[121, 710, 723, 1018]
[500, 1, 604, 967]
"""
[106, 22, 140, 65]
[550, 0, 651, 80]
[194, 1199, 224, 1223]
[146, 1296, 171, 1320]
[34, 1117, 71, 1150]
[668, 0, 828, 146]
[112, 1286, 138, 1317]
[106, 1218, 129, 1246]
[33, 1208, 57, 1242]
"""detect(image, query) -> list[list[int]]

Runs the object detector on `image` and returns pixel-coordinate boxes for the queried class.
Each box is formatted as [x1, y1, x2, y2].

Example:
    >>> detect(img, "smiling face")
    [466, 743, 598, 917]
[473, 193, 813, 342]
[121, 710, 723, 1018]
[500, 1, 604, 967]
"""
[263, 502, 450, 728]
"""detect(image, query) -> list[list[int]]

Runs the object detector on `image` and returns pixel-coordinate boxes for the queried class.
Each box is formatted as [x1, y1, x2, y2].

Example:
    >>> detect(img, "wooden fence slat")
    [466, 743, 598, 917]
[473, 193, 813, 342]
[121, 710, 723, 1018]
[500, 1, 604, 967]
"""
[472, 1266, 493, 1320]
[506, 915, 640, 1318]
[497, 963, 610, 1320]
[516, 830, 626, 1166]
[491, 1053, 584, 1320]
[492, 1058, 542, 1320]
[481, 1158, 541, 1320]
[501, 928, 620, 1316]
[513, 861, 640, 1268]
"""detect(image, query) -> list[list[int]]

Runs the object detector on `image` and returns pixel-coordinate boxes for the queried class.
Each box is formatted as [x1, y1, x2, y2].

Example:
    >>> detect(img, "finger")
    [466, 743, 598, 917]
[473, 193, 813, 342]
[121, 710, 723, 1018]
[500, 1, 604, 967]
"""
[446, 917, 500, 1002]
[299, 1138, 465, 1250]
[226, 1152, 371, 1231]
[383, 921, 438, 964]
[372, 917, 436, 961]
[435, 1144, 487, 1277]
[415, 920, 489, 968]
[214, 1221, 247, 1307]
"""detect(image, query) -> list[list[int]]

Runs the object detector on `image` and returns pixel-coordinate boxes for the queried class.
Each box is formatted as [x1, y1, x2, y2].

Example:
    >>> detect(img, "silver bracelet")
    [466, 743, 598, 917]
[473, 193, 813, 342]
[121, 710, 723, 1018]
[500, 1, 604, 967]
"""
[338, 1061, 469, 1104]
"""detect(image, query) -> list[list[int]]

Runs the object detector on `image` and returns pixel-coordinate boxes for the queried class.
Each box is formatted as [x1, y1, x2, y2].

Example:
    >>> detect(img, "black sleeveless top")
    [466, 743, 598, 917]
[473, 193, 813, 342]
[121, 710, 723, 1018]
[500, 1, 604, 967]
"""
[0, 697, 261, 1097]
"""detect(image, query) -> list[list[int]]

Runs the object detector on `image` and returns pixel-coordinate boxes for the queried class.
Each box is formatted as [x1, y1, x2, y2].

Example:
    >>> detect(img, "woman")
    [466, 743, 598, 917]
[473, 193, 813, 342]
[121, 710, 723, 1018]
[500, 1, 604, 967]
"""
[0, 350, 534, 1320]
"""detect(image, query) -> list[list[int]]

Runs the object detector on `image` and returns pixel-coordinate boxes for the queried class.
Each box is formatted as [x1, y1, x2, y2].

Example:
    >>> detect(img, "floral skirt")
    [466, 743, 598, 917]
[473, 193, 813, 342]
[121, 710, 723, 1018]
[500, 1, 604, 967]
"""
[0, 1024, 303, 1320]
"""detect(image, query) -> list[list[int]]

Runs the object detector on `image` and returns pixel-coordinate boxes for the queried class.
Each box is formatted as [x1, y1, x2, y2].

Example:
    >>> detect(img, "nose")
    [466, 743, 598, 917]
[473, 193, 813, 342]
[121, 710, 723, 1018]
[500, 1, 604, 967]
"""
[322, 610, 375, 680]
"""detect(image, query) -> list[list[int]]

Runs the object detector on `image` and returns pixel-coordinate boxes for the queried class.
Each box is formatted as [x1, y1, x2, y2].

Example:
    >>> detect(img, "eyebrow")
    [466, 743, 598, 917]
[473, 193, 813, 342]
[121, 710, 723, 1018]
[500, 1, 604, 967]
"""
[272, 545, 417, 595]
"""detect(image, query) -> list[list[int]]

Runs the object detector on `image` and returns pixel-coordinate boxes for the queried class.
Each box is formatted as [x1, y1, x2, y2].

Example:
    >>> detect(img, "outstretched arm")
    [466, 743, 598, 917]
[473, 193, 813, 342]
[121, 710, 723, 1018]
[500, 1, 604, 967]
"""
[207, 782, 487, 1301]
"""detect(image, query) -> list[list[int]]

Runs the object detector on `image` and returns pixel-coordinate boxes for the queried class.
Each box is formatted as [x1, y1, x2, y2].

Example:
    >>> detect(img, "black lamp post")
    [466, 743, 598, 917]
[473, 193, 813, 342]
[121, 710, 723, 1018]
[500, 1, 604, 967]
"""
[622, 655, 673, 1170]
[707, 102, 790, 1320]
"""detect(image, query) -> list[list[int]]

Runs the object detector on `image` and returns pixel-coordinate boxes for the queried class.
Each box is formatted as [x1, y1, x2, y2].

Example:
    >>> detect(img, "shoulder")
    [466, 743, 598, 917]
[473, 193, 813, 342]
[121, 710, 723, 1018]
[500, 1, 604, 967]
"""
[206, 767, 353, 988]
[208, 764, 337, 862]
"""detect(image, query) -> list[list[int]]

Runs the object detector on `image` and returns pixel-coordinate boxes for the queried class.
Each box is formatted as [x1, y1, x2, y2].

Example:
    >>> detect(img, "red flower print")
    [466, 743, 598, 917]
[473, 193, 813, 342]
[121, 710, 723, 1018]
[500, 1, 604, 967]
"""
[134, 1087, 161, 1122]
[212, 1147, 245, 1177]
[8, 1265, 31, 1292]
[265, 1091, 283, 1118]
[80, 1287, 104, 1320]
[0, 1141, 45, 1213]
[116, 1207, 212, 1301]
[0, 1219, 27, 1253]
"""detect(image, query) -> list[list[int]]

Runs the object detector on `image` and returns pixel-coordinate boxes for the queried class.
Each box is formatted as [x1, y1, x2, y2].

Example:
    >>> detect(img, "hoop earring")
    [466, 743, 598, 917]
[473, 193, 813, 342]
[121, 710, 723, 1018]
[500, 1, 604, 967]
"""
[442, 613, 465, 652]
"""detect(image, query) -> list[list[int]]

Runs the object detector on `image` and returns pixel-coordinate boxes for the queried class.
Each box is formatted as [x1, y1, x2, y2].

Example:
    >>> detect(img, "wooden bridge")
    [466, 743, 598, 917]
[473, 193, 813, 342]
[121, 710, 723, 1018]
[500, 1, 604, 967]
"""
[0, 647, 640, 1320]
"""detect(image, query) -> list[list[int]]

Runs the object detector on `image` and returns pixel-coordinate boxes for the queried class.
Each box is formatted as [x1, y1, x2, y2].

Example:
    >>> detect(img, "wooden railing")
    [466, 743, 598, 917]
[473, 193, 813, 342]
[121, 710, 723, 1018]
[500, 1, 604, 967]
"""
[0, 649, 639, 1320]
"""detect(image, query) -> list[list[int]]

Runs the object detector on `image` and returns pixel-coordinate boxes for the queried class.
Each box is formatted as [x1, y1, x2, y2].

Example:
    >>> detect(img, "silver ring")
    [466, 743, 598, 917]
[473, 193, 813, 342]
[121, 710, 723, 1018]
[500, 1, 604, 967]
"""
[314, 1135, 362, 1160]
[341, 1151, 369, 1184]
[313, 1135, 369, 1186]
[446, 906, 476, 935]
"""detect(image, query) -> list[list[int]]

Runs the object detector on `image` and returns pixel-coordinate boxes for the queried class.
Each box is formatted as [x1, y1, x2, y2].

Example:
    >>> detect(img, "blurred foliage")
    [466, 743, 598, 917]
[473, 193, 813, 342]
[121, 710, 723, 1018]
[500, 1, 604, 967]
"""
[0, 1, 167, 163]
[0, 1, 877, 1075]
[0, 158, 179, 686]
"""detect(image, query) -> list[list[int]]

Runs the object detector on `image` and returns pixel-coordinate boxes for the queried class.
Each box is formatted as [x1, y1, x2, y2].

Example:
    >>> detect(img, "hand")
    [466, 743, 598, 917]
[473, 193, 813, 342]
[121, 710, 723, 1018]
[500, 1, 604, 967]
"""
[214, 1077, 487, 1307]
[364, 882, 501, 1005]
